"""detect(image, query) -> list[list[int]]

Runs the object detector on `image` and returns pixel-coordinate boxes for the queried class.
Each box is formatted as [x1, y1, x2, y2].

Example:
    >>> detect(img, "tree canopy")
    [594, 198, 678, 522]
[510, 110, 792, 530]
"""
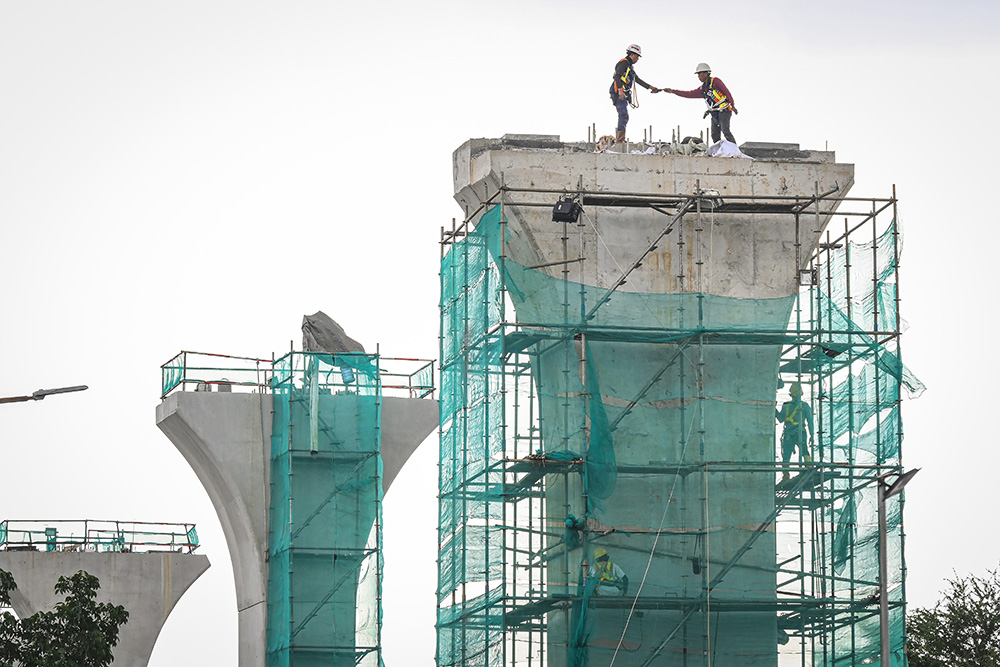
[0, 569, 129, 667]
[908, 566, 1000, 667]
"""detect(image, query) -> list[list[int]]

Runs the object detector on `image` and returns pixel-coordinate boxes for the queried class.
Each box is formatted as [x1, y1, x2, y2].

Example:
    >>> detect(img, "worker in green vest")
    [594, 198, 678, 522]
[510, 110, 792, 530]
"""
[589, 546, 629, 596]
[776, 382, 814, 481]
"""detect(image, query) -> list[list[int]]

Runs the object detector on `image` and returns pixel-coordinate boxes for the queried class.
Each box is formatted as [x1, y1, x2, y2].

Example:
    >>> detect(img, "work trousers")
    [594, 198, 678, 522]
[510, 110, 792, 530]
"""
[614, 96, 629, 133]
[710, 109, 735, 143]
[781, 435, 810, 463]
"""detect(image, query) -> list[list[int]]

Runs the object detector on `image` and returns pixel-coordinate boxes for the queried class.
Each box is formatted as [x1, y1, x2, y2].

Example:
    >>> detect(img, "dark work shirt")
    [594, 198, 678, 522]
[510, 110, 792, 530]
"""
[610, 57, 651, 99]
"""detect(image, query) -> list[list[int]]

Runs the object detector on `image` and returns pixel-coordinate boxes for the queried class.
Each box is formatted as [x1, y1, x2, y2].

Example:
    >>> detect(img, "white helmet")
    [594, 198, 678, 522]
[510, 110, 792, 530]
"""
[694, 62, 711, 74]
[626, 44, 642, 57]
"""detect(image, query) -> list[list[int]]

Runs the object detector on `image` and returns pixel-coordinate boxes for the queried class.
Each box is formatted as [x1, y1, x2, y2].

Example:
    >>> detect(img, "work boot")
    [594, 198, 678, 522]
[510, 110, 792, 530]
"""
[616, 130, 626, 144]
[803, 454, 813, 463]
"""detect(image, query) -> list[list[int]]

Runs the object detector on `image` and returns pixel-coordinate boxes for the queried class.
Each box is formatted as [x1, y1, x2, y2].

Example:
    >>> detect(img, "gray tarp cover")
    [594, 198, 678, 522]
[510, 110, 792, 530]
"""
[301, 311, 366, 354]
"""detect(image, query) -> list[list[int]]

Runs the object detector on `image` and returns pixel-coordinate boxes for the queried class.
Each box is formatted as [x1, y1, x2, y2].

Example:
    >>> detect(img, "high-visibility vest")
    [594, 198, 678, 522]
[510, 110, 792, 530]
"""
[783, 403, 802, 426]
[702, 77, 732, 111]
[595, 560, 617, 582]
[615, 58, 633, 93]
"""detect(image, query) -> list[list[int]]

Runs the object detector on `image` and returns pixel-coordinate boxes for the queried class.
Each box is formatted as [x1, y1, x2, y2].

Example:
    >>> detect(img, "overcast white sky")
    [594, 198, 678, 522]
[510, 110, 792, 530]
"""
[1, 1, 998, 665]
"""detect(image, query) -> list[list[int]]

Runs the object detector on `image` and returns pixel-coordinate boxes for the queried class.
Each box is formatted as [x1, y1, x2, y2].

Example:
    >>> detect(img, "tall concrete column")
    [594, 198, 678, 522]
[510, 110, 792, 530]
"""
[0, 551, 209, 666]
[448, 135, 855, 666]
[156, 390, 437, 667]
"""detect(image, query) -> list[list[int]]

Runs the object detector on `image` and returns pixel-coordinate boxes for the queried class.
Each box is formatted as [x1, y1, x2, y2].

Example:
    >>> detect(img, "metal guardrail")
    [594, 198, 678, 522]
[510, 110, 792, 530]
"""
[160, 351, 272, 397]
[0, 520, 199, 554]
[161, 351, 435, 400]
[379, 357, 436, 399]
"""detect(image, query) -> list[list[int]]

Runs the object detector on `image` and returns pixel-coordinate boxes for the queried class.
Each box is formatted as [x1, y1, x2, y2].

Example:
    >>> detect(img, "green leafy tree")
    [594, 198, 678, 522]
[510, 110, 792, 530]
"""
[0, 569, 128, 667]
[0, 570, 20, 666]
[907, 566, 1000, 667]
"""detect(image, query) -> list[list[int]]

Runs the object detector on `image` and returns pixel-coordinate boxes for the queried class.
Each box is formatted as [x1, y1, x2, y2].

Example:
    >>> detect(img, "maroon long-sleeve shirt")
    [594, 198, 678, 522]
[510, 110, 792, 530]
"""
[672, 77, 736, 111]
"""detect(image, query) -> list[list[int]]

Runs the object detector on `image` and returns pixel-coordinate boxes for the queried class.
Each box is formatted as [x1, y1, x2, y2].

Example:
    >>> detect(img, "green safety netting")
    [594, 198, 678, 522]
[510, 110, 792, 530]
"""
[161, 356, 184, 395]
[438, 205, 918, 667]
[268, 352, 384, 667]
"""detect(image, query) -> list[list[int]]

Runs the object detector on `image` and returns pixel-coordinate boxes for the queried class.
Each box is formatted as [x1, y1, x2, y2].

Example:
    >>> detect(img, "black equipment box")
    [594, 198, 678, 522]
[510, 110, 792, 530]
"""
[552, 198, 582, 223]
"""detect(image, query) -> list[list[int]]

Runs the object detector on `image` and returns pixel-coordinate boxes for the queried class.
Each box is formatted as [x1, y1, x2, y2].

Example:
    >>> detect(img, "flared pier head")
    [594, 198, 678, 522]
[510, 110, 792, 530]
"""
[156, 362, 438, 667]
[156, 391, 272, 666]
[453, 135, 854, 299]
[0, 541, 209, 666]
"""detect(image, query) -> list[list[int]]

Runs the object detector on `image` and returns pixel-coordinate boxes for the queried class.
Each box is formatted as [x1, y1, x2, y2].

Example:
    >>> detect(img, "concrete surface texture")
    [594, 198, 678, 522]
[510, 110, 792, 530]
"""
[0, 551, 209, 666]
[156, 391, 271, 667]
[380, 396, 440, 490]
[449, 135, 856, 665]
[453, 134, 854, 300]
[156, 390, 437, 667]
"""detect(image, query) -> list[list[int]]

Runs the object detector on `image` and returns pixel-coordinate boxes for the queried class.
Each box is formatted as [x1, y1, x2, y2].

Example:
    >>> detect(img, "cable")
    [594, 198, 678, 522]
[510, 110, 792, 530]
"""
[705, 461, 712, 667]
[578, 205, 666, 329]
[609, 389, 700, 666]
[580, 206, 625, 276]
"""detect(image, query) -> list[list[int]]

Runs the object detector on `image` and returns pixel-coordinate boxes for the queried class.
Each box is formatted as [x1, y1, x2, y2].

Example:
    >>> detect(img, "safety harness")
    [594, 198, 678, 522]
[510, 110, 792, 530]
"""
[613, 58, 641, 109]
[702, 77, 732, 111]
[594, 560, 617, 582]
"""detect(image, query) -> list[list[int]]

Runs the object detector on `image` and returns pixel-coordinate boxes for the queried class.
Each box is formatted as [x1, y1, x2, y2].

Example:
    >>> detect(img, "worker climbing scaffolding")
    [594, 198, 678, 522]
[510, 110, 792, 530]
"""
[776, 381, 814, 481]
[588, 547, 629, 597]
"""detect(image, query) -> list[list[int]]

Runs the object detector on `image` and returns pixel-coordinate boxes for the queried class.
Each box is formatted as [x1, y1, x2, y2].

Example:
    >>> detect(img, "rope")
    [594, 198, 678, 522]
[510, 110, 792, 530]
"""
[705, 462, 712, 667]
[578, 204, 685, 342]
[609, 391, 700, 666]
[581, 206, 625, 276]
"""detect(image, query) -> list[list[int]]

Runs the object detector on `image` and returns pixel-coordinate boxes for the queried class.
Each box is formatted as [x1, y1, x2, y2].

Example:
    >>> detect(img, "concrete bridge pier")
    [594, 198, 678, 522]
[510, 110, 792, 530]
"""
[156, 390, 438, 667]
[0, 551, 210, 665]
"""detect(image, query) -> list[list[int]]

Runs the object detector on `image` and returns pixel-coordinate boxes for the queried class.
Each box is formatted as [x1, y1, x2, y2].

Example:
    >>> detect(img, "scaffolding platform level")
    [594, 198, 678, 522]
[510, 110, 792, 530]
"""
[437, 169, 922, 667]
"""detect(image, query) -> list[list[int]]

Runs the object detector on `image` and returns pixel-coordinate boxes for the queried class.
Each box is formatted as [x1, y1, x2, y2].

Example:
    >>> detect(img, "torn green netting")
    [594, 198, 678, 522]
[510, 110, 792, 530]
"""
[267, 352, 384, 667]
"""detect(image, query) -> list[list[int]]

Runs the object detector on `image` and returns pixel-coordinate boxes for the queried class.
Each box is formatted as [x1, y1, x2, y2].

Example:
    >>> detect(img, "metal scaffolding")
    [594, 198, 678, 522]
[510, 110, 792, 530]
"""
[159, 349, 435, 667]
[437, 185, 920, 667]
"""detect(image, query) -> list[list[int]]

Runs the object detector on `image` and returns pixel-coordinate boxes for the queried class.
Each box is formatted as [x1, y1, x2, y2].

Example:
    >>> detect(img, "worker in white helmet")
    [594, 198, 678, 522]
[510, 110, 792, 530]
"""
[661, 63, 739, 144]
[609, 44, 661, 144]
[588, 546, 629, 596]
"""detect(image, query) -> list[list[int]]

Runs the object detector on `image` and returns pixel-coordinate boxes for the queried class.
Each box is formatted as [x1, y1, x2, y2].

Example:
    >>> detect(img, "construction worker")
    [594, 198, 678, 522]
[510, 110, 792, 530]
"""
[775, 382, 814, 481]
[661, 63, 738, 144]
[589, 546, 629, 596]
[609, 44, 661, 144]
